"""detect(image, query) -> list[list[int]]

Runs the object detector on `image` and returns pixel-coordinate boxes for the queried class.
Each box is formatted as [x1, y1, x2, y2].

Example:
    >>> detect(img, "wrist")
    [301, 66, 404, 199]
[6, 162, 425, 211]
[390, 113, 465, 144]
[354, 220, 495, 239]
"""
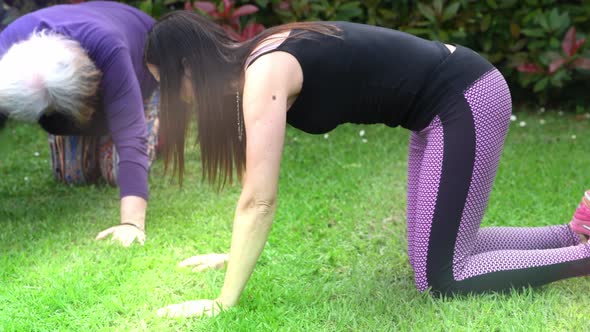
[215, 296, 237, 308]
[120, 196, 147, 228]
[120, 221, 145, 232]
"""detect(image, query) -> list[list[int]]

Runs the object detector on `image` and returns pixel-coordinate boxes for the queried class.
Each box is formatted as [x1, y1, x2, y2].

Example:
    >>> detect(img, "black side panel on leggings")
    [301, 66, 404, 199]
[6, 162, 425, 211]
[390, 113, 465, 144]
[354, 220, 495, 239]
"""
[425, 97, 476, 292]
[440, 256, 590, 296]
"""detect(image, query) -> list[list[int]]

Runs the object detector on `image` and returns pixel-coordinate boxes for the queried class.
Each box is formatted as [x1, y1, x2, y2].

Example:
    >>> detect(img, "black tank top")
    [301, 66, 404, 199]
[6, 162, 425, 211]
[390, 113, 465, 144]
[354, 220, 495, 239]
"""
[250, 22, 452, 134]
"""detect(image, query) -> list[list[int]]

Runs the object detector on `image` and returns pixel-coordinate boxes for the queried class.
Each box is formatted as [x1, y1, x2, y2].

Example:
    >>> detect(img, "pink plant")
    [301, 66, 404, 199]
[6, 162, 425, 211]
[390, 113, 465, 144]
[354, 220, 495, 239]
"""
[186, 0, 265, 41]
[517, 27, 590, 74]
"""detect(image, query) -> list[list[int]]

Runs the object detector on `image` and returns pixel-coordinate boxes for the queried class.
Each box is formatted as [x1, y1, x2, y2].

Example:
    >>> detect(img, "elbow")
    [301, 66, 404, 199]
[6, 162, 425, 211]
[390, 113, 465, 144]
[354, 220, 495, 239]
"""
[239, 195, 277, 218]
[253, 198, 276, 217]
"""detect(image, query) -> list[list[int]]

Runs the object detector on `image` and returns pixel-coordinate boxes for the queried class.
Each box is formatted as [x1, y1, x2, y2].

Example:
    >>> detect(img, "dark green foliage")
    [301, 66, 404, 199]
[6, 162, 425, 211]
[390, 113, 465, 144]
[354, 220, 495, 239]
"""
[248, 0, 590, 108]
[129, 0, 590, 109]
[4, 0, 590, 109]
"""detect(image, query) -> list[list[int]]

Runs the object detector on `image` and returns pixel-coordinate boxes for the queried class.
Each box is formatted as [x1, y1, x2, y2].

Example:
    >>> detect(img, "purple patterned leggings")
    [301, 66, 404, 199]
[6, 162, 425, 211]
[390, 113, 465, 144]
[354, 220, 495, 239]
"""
[407, 68, 590, 294]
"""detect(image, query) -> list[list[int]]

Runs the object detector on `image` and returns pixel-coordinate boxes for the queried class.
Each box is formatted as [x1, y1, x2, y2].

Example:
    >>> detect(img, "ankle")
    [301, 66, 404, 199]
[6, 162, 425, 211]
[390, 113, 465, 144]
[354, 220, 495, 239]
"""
[582, 190, 590, 208]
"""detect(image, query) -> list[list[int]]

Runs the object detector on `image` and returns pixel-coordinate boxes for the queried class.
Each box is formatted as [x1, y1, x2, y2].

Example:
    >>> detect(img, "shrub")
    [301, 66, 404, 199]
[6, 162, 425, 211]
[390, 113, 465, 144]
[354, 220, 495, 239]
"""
[3, 0, 590, 109]
[250, 0, 590, 108]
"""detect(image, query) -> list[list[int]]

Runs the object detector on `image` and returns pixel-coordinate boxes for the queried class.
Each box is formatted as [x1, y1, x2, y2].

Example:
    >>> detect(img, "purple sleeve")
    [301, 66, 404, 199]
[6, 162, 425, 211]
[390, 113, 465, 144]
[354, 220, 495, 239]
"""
[102, 47, 149, 200]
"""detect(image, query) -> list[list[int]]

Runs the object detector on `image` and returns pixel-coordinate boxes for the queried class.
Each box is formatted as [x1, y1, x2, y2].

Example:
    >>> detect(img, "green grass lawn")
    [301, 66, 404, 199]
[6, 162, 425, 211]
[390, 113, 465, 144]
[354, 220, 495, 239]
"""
[1, 111, 589, 331]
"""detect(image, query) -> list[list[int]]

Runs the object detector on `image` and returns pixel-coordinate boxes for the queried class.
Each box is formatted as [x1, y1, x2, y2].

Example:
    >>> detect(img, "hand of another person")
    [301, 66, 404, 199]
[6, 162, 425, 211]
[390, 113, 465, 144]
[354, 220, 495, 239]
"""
[178, 253, 229, 272]
[95, 223, 146, 247]
[157, 299, 227, 318]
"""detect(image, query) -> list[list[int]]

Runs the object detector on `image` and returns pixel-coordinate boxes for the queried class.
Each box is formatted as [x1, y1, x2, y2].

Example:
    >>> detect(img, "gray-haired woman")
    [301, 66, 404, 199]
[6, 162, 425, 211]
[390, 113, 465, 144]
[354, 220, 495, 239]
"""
[0, 2, 159, 246]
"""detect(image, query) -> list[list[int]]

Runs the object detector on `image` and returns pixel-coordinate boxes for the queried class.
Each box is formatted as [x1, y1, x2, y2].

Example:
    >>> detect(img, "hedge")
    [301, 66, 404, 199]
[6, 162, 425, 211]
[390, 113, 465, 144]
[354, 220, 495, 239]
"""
[2, 0, 590, 109]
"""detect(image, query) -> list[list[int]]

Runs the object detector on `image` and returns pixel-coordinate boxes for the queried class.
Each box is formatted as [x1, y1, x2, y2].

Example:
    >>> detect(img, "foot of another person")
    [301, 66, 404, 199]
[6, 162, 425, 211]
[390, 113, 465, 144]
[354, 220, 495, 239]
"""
[569, 190, 590, 244]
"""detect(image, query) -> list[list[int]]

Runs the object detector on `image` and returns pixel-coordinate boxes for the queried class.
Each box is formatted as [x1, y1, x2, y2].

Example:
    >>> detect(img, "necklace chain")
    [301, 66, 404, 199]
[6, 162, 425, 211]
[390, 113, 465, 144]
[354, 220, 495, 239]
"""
[236, 90, 243, 142]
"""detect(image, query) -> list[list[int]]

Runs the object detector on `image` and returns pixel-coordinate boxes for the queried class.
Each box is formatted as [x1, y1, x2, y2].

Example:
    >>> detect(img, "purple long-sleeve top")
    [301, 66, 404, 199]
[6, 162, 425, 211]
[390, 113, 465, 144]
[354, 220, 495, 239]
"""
[0, 1, 157, 200]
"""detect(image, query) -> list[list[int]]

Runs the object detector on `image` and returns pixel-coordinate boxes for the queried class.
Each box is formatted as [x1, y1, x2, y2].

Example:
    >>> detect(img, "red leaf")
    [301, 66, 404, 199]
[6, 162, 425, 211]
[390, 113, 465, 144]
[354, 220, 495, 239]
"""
[184, 1, 194, 10]
[232, 21, 241, 32]
[517, 63, 544, 73]
[548, 58, 567, 74]
[221, 24, 242, 41]
[232, 4, 259, 18]
[562, 27, 577, 57]
[278, 1, 290, 10]
[193, 1, 217, 14]
[241, 23, 266, 40]
[572, 57, 590, 70]
[222, 0, 233, 18]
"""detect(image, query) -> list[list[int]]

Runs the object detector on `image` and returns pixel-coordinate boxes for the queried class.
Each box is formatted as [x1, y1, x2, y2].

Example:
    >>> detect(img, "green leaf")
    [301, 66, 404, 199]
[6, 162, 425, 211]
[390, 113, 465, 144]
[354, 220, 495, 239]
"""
[442, 2, 461, 22]
[550, 77, 562, 88]
[417, 3, 437, 24]
[403, 28, 433, 37]
[550, 71, 565, 87]
[547, 9, 570, 33]
[138, 0, 152, 15]
[523, 9, 542, 25]
[539, 53, 552, 66]
[536, 12, 549, 30]
[533, 77, 549, 92]
[519, 73, 536, 87]
[378, 9, 396, 20]
[510, 23, 520, 38]
[486, 0, 498, 9]
[338, 2, 363, 11]
[335, 2, 363, 21]
[510, 39, 527, 52]
[529, 40, 547, 50]
[255, 0, 269, 8]
[521, 28, 545, 37]
[488, 52, 505, 63]
[483, 38, 493, 52]
[557, 12, 571, 34]
[450, 30, 467, 39]
[498, 0, 518, 8]
[481, 14, 492, 32]
[433, 0, 444, 15]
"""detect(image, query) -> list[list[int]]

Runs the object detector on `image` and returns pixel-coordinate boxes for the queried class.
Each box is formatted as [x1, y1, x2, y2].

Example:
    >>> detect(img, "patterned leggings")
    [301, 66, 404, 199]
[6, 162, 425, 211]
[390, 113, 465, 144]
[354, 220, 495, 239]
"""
[407, 68, 590, 295]
[48, 89, 160, 186]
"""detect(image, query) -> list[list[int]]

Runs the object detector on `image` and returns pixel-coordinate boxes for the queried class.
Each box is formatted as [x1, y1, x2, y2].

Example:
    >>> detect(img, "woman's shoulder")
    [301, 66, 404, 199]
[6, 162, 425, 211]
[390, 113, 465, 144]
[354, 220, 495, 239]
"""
[244, 49, 303, 99]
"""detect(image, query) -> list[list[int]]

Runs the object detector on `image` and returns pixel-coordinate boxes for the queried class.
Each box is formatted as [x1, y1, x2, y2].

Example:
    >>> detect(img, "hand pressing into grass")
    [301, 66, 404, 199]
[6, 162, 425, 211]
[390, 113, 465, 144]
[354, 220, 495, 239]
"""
[95, 196, 147, 247]
[95, 223, 146, 247]
[178, 253, 229, 272]
[155, 254, 230, 318]
[157, 299, 229, 318]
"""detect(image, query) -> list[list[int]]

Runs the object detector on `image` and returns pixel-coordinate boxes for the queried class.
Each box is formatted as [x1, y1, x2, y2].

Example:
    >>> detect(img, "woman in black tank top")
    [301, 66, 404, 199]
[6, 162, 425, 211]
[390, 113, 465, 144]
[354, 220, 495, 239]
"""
[144, 10, 590, 317]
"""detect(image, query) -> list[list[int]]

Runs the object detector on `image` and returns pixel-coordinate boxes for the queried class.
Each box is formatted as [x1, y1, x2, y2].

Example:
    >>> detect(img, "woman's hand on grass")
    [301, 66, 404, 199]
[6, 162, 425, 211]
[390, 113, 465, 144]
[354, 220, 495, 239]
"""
[178, 253, 229, 272]
[95, 196, 147, 247]
[95, 223, 146, 247]
[157, 299, 228, 318]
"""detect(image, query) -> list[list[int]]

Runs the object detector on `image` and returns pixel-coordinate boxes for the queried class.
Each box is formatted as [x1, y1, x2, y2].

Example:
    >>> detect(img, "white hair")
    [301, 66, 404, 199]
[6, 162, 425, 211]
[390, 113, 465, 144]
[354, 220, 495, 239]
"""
[0, 30, 101, 124]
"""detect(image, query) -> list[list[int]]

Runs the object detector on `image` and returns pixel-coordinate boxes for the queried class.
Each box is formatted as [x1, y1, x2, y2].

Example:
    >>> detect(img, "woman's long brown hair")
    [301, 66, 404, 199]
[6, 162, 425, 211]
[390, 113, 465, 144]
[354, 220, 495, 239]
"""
[144, 11, 340, 188]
